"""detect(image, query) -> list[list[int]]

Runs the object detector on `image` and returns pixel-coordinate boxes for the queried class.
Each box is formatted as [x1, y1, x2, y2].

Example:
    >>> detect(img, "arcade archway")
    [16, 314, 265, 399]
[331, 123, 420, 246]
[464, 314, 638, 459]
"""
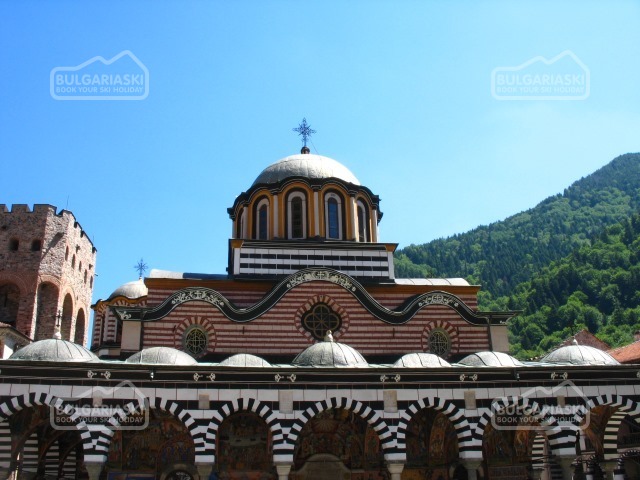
[9, 404, 88, 479]
[216, 410, 276, 479]
[105, 409, 195, 479]
[481, 412, 541, 479]
[291, 407, 385, 479]
[403, 408, 460, 479]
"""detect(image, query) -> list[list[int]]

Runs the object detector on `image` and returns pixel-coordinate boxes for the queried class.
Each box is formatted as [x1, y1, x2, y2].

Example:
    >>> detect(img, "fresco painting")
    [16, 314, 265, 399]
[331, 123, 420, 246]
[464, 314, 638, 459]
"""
[106, 410, 195, 477]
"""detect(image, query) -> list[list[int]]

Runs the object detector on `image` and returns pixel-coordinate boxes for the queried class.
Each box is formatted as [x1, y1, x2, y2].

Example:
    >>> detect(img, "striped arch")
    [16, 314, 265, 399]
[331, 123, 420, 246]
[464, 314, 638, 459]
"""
[294, 294, 350, 341]
[0, 392, 92, 470]
[473, 396, 566, 455]
[421, 320, 458, 357]
[397, 397, 471, 457]
[286, 397, 393, 455]
[174, 315, 216, 355]
[578, 394, 640, 461]
[617, 449, 640, 472]
[96, 397, 206, 462]
[203, 397, 284, 462]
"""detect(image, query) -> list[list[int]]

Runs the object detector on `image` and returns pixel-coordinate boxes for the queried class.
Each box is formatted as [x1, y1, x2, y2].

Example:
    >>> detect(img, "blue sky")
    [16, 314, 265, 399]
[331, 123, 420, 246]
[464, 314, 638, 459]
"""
[2, 1, 640, 326]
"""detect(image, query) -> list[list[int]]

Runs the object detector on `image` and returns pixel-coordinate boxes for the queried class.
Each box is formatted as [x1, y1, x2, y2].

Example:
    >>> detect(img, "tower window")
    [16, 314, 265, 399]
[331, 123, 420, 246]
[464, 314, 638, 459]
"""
[357, 201, 369, 242]
[254, 198, 270, 240]
[236, 209, 245, 239]
[65, 246, 69, 260]
[324, 192, 344, 240]
[287, 191, 307, 239]
[291, 198, 303, 238]
[71, 255, 76, 269]
[31, 239, 42, 251]
[258, 205, 268, 240]
[8, 239, 19, 251]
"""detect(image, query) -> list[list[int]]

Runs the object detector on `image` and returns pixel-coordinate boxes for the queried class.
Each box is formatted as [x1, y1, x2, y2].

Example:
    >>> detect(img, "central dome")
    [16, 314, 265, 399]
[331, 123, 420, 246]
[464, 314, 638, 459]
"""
[252, 154, 360, 186]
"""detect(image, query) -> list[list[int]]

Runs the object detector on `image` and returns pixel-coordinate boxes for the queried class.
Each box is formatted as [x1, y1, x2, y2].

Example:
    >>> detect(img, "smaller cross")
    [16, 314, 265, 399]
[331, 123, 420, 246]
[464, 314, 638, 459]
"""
[134, 258, 148, 279]
[53, 310, 62, 340]
[292, 118, 316, 147]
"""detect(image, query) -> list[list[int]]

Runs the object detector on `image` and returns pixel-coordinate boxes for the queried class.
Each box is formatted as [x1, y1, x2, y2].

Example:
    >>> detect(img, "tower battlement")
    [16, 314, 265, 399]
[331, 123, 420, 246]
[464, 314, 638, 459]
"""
[0, 204, 96, 253]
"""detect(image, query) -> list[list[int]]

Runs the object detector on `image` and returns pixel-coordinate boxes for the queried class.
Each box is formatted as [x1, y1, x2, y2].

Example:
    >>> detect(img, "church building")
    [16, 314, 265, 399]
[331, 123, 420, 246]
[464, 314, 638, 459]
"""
[1, 125, 640, 480]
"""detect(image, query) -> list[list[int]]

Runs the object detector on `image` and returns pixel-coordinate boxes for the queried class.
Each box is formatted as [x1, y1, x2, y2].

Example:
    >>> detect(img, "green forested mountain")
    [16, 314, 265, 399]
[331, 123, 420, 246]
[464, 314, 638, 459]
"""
[395, 153, 640, 299]
[496, 212, 640, 358]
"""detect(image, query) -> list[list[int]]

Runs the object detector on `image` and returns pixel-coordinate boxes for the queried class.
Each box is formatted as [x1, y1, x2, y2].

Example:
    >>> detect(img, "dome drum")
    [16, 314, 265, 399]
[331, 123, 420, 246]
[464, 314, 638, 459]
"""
[228, 153, 382, 244]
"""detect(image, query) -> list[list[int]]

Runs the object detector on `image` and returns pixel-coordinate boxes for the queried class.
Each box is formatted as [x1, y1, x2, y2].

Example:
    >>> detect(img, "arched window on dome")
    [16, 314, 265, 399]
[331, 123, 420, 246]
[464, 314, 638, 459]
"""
[287, 191, 307, 239]
[357, 200, 369, 242]
[255, 198, 269, 240]
[236, 208, 245, 239]
[324, 192, 344, 240]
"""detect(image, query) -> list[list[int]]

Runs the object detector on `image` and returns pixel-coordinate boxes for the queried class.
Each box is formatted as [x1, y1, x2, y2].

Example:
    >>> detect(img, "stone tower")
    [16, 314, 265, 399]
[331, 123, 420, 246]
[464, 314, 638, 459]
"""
[0, 204, 96, 353]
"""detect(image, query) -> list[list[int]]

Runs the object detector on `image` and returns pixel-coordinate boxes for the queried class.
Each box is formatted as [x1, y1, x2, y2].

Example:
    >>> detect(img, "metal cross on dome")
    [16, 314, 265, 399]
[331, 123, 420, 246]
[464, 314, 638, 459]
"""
[134, 258, 148, 279]
[292, 118, 316, 147]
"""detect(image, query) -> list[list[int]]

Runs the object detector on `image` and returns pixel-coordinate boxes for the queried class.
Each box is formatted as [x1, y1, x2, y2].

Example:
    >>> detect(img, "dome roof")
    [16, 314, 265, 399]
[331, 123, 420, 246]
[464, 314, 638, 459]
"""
[252, 154, 360, 186]
[9, 339, 98, 363]
[292, 340, 368, 367]
[219, 353, 272, 367]
[393, 353, 451, 368]
[458, 351, 524, 367]
[108, 278, 148, 301]
[541, 345, 619, 366]
[125, 347, 197, 366]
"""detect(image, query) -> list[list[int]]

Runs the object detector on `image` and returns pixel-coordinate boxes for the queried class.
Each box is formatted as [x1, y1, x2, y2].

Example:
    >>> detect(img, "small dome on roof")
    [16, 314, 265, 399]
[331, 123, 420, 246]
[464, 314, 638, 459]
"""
[252, 154, 360, 186]
[125, 347, 197, 366]
[9, 339, 98, 363]
[108, 278, 148, 301]
[393, 353, 451, 368]
[219, 353, 272, 367]
[458, 351, 523, 367]
[292, 340, 368, 367]
[541, 344, 619, 366]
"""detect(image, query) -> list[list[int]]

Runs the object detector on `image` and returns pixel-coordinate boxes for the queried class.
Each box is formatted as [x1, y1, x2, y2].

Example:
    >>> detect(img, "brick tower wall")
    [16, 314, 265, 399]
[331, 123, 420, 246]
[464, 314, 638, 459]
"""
[0, 204, 96, 345]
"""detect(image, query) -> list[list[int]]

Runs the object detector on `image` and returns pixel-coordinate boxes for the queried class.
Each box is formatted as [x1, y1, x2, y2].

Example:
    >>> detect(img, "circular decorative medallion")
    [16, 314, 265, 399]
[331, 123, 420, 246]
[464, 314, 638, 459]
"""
[428, 329, 451, 357]
[183, 325, 207, 357]
[301, 303, 342, 340]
